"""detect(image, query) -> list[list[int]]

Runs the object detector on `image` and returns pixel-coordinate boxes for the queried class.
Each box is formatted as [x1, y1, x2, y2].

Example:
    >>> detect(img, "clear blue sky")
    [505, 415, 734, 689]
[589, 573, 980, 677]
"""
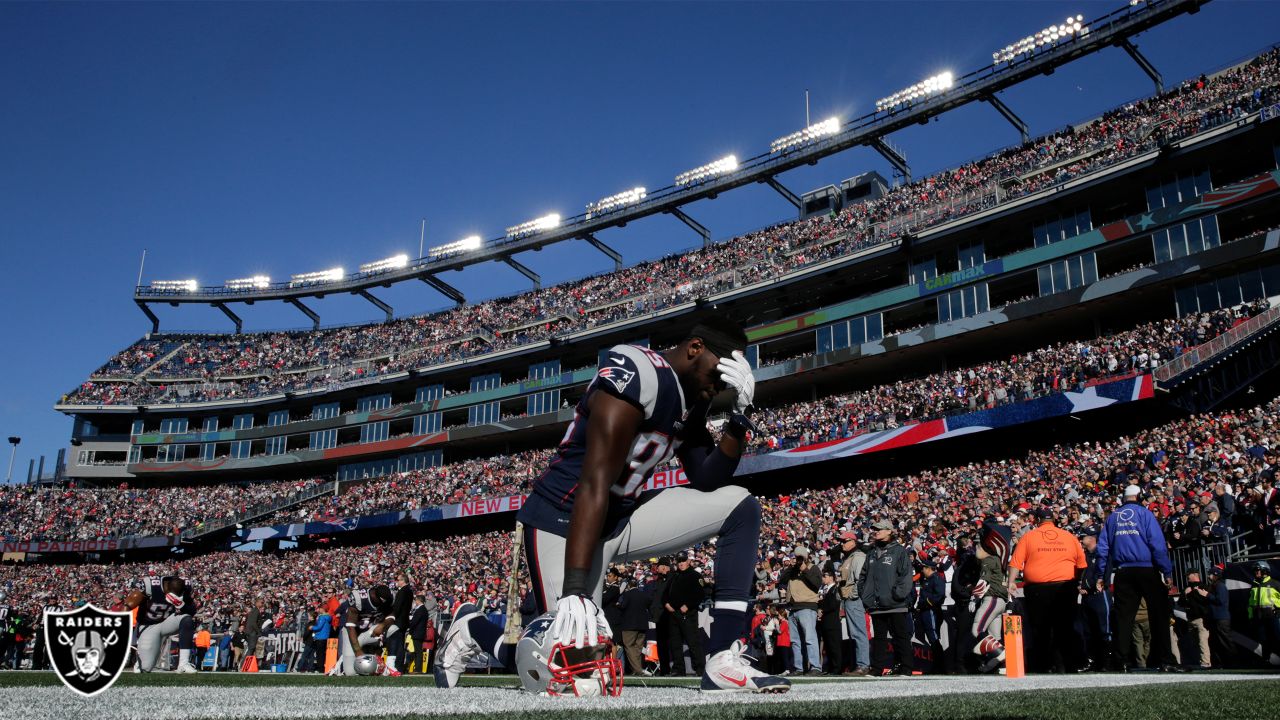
[1, 1, 1277, 481]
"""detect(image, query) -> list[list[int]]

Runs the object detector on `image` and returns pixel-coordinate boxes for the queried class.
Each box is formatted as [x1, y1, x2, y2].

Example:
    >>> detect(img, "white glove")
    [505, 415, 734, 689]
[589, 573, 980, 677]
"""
[165, 592, 185, 609]
[551, 595, 612, 649]
[972, 580, 989, 599]
[716, 350, 755, 414]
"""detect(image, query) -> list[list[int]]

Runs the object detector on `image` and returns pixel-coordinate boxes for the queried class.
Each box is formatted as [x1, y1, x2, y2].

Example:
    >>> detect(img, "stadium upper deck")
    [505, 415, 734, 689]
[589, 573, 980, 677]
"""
[15, 303, 1256, 544]
[63, 46, 1280, 407]
[56, 44, 1280, 486]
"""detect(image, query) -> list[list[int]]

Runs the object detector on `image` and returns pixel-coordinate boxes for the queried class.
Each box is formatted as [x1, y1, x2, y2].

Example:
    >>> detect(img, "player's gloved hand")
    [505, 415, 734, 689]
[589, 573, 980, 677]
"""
[551, 594, 612, 649]
[972, 579, 989, 599]
[716, 350, 755, 414]
[165, 592, 185, 609]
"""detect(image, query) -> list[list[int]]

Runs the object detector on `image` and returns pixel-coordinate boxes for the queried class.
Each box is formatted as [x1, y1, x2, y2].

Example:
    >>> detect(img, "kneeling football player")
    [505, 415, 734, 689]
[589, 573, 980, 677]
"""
[435, 314, 789, 694]
[125, 575, 198, 673]
[333, 584, 401, 677]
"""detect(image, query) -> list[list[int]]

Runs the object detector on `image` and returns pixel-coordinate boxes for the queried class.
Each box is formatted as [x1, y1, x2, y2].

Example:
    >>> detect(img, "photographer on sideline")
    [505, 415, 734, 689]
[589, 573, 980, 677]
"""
[781, 547, 822, 675]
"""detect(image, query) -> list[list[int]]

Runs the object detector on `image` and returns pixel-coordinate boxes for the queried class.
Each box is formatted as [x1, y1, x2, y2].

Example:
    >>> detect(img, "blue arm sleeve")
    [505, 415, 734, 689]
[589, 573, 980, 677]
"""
[679, 445, 741, 491]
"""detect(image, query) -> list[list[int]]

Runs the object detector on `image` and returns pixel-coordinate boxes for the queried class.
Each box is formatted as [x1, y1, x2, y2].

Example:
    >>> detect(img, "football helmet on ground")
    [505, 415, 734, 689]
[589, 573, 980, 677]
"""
[516, 613, 622, 697]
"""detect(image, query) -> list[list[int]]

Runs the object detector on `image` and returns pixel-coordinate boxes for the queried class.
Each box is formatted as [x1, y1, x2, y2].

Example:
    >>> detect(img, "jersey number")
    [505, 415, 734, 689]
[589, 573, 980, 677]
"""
[618, 432, 674, 497]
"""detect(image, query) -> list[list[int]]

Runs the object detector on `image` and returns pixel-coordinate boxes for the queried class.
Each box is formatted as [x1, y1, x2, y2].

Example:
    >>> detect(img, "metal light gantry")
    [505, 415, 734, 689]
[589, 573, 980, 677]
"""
[132, 0, 1206, 333]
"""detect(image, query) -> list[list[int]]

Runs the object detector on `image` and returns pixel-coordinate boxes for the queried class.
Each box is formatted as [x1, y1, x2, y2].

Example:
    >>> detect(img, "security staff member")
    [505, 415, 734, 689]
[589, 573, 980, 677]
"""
[663, 553, 706, 676]
[649, 557, 674, 675]
[1079, 528, 1111, 670]
[1008, 507, 1087, 673]
[1247, 561, 1280, 661]
[1097, 484, 1179, 672]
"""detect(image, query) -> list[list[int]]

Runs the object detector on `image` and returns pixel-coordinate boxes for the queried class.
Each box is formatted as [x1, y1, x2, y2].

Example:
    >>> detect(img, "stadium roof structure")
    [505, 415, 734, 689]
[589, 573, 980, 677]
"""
[132, 0, 1210, 334]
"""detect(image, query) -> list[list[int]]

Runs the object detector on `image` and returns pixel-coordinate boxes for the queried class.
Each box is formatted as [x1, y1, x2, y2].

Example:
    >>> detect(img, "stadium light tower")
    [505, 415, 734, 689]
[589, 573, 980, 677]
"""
[993, 15, 1087, 65]
[505, 213, 561, 241]
[359, 254, 410, 274]
[151, 279, 198, 293]
[289, 267, 344, 287]
[6, 437, 19, 484]
[429, 235, 483, 260]
[770, 117, 841, 154]
[586, 187, 646, 219]
[875, 71, 954, 113]
[675, 155, 738, 186]
[225, 275, 271, 290]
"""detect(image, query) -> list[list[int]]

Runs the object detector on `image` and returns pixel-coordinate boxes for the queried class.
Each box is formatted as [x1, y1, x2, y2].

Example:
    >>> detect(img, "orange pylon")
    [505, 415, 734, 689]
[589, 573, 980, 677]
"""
[1002, 614, 1025, 678]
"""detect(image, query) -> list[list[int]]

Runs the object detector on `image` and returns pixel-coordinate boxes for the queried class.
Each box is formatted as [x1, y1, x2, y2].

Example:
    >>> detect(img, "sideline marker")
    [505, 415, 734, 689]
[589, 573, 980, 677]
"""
[1003, 614, 1025, 678]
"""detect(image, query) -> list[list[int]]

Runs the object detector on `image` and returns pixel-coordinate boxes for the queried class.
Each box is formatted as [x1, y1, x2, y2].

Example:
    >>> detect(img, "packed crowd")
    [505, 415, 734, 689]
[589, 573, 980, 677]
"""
[3, 397, 1279, 673]
[185, 302, 1268, 529]
[263, 450, 549, 525]
[89, 339, 175, 378]
[0, 477, 329, 542]
[879, 45, 1280, 233]
[754, 400, 1280, 570]
[0, 531, 520, 666]
[18, 300, 1267, 544]
[64, 48, 1280, 407]
[751, 301, 1269, 451]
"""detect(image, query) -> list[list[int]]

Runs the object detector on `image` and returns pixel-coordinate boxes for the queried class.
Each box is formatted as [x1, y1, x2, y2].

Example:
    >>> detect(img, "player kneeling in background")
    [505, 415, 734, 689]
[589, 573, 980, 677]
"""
[124, 575, 198, 673]
[435, 314, 789, 695]
[333, 585, 401, 677]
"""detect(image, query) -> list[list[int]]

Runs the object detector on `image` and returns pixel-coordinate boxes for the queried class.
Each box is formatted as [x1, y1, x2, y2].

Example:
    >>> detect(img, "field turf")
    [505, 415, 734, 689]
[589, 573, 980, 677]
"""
[0, 670, 1275, 720]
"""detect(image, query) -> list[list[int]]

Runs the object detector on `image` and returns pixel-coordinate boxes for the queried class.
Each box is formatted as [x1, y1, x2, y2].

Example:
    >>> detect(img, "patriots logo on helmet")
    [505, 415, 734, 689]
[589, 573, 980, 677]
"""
[597, 365, 636, 395]
[516, 612, 622, 697]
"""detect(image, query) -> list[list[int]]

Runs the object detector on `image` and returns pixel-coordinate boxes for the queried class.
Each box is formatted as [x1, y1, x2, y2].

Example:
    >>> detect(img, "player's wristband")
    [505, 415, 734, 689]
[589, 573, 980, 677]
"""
[725, 413, 756, 440]
[562, 568, 591, 598]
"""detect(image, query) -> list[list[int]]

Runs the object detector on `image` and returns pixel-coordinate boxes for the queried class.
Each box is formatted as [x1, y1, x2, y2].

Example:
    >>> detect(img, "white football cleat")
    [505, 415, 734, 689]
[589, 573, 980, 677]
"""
[700, 640, 791, 693]
[176, 663, 199, 674]
[433, 603, 483, 688]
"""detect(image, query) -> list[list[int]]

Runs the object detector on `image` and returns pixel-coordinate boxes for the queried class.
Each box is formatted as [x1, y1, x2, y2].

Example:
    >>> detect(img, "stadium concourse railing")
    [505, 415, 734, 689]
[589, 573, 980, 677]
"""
[75, 75, 1278, 406]
[178, 479, 338, 542]
[1154, 304, 1280, 385]
[1170, 532, 1255, 589]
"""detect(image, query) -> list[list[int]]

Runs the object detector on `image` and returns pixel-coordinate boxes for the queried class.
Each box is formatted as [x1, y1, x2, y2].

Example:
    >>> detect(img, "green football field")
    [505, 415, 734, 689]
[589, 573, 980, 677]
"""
[0, 670, 1276, 720]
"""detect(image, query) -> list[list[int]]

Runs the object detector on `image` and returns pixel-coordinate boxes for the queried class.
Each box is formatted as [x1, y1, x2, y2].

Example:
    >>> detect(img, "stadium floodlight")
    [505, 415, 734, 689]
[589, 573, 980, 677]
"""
[675, 155, 738, 187]
[225, 275, 271, 290]
[505, 213, 561, 240]
[151, 279, 198, 292]
[875, 71, 954, 113]
[289, 267, 344, 286]
[993, 15, 1087, 64]
[771, 117, 841, 154]
[429, 235, 483, 260]
[359, 254, 410, 274]
[586, 187, 647, 219]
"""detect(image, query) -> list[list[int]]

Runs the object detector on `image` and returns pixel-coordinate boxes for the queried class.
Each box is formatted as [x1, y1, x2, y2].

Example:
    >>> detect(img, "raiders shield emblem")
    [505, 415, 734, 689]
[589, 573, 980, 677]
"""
[44, 604, 132, 697]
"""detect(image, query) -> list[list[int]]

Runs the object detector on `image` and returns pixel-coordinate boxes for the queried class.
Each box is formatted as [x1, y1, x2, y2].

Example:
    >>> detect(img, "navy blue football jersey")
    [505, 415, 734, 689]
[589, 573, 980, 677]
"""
[518, 344, 696, 538]
[138, 576, 195, 627]
[340, 588, 388, 630]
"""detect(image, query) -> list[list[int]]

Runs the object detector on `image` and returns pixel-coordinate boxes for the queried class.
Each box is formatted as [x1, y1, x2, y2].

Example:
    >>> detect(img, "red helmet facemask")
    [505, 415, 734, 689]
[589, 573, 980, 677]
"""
[545, 637, 623, 697]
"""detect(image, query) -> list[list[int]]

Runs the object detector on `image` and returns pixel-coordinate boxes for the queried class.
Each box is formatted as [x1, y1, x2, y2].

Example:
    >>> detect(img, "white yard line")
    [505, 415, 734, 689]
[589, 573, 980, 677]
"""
[0, 673, 1275, 720]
